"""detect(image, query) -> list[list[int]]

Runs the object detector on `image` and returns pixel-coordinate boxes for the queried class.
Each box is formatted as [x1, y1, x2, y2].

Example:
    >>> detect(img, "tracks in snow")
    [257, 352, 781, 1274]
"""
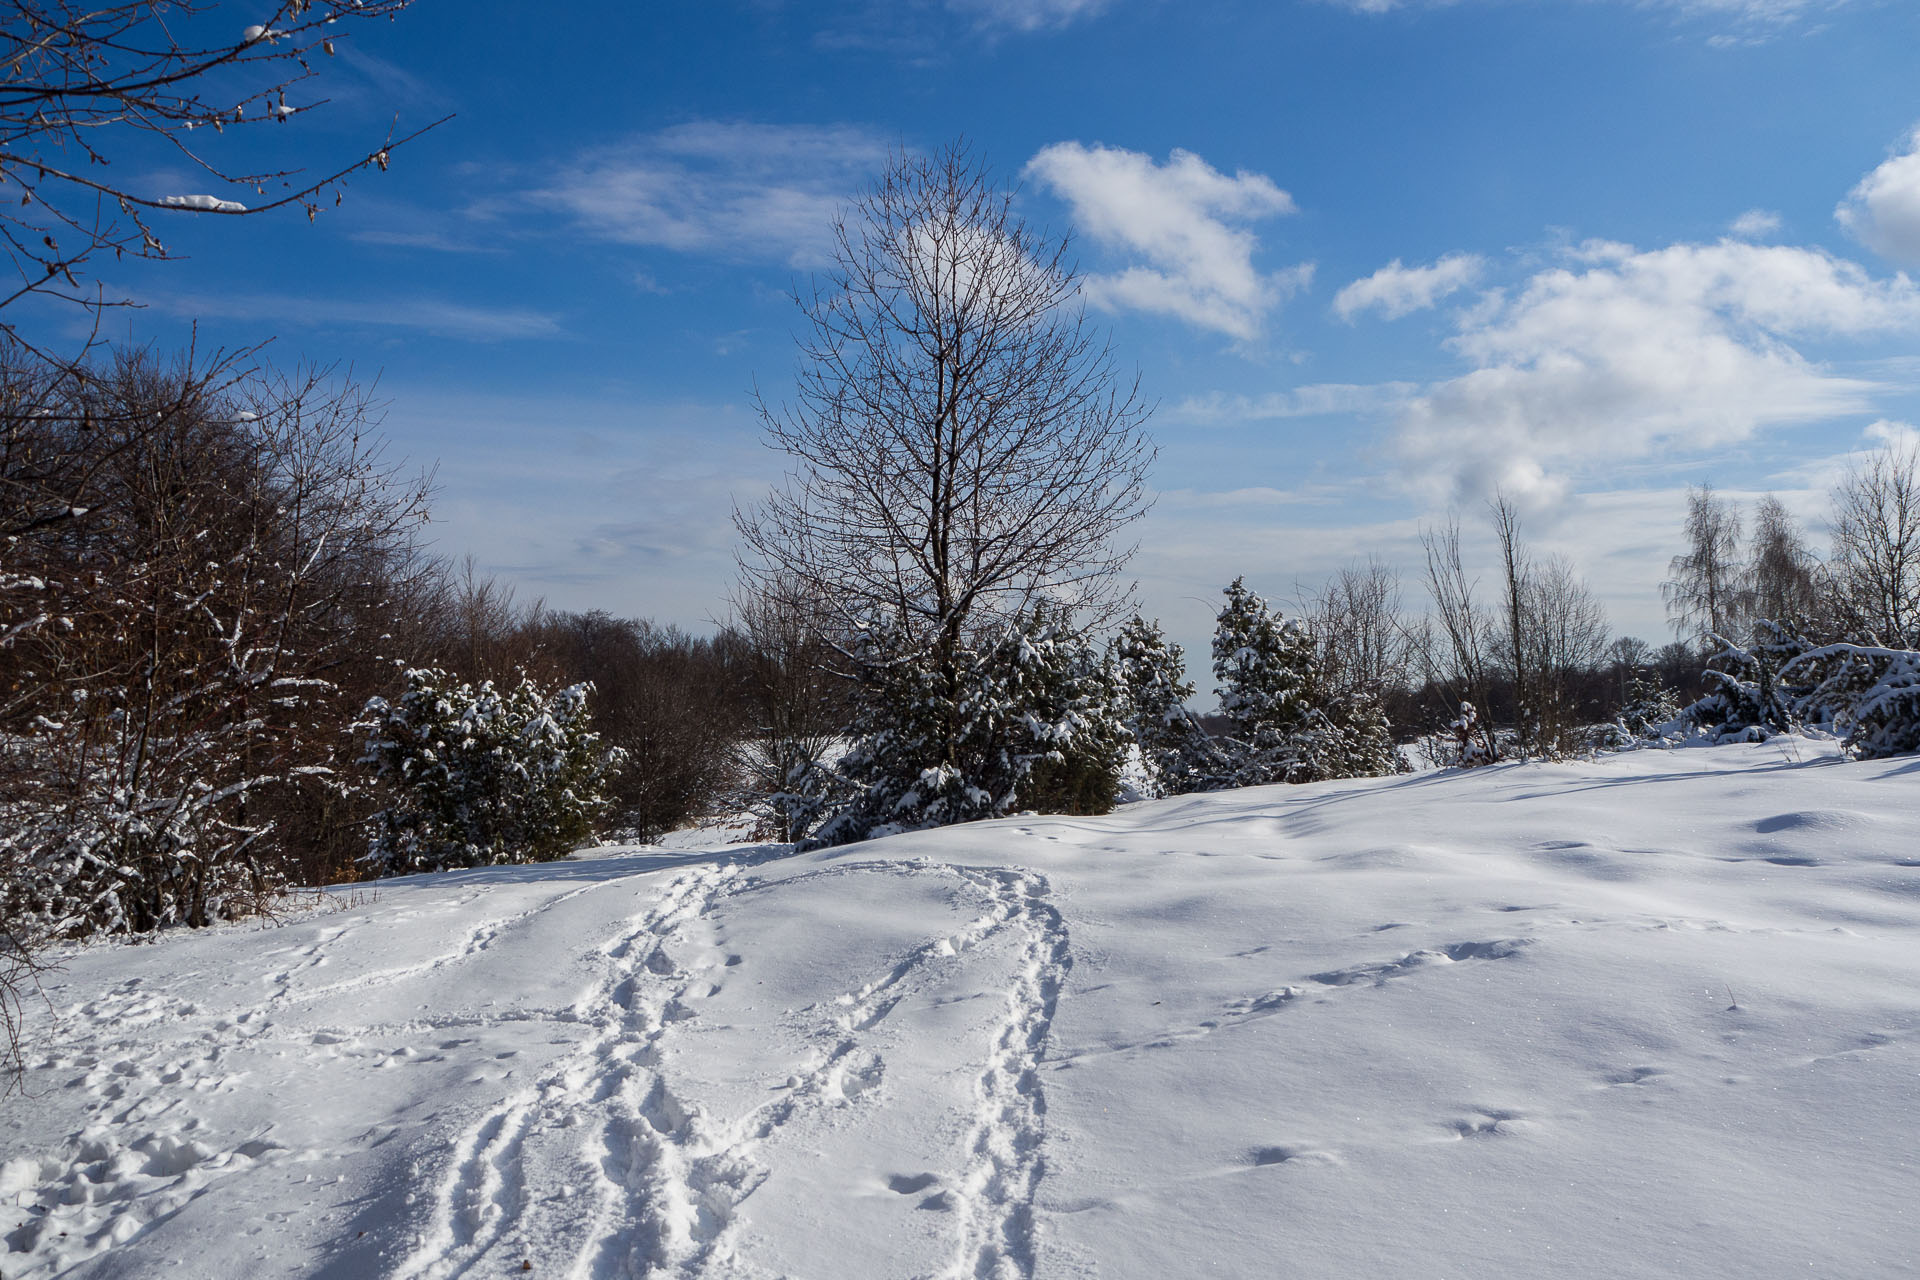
[397, 858, 1074, 1280]
[945, 868, 1073, 1280]
[393, 860, 744, 1280]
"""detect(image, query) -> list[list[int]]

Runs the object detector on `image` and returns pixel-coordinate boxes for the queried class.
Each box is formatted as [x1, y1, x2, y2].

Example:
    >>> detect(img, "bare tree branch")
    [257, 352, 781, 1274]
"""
[0, 0, 444, 344]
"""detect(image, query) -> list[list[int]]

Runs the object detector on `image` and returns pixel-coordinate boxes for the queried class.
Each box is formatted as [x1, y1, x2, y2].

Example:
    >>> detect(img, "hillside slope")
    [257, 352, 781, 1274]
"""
[3, 739, 1917, 1278]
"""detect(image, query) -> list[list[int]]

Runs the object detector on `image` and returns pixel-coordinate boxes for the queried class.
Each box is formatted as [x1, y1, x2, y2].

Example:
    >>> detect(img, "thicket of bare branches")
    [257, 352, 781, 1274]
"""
[1418, 518, 1498, 758]
[1, 0, 440, 332]
[724, 580, 847, 842]
[1305, 557, 1415, 703]
[0, 343, 433, 937]
[521, 611, 748, 843]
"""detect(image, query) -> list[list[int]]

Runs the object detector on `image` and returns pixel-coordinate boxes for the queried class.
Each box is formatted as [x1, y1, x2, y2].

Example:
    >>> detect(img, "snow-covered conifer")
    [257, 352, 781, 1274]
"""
[1678, 620, 1813, 744]
[813, 605, 1127, 844]
[359, 669, 622, 873]
[1108, 615, 1223, 795]
[1782, 642, 1920, 760]
[1211, 578, 1317, 785]
[1617, 672, 1684, 741]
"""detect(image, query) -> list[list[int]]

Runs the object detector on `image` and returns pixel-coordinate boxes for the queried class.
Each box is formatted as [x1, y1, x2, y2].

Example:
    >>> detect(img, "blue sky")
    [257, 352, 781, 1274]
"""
[31, 0, 1920, 679]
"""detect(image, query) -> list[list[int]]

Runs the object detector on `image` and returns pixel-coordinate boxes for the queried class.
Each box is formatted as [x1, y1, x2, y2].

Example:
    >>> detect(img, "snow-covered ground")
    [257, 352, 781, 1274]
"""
[3, 739, 1917, 1279]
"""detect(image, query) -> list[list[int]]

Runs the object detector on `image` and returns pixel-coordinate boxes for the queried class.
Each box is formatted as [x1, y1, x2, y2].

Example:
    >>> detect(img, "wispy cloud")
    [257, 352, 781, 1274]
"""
[351, 227, 506, 254]
[945, 0, 1112, 31]
[1025, 143, 1307, 341]
[1172, 383, 1416, 424]
[1836, 126, 1920, 268]
[1729, 209, 1783, 240]
[1334, 254, 1485, 322]
[532, 122, 890, 267]
[150, 290, 562, 341]
[1319, 0, 1848, 37]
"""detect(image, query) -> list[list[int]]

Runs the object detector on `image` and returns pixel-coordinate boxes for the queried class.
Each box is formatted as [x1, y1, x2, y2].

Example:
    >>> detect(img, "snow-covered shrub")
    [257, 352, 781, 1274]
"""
[0, 350, 439, 936]
[1676, 621, 1814, 744]
[0, 716, 285, 940]
[1108, 614, 1225, 796]
[1589, 673, 1687, 751]
[732, 736, 843, 845]
[1296, 690, 1406, 781]
[358, 668, 622, 874]
[1617, 672, 1684, 740]
[1781, 643, 1920, 760]
[1445, 701, 1496, 767]
[813, 605, 1127, 846]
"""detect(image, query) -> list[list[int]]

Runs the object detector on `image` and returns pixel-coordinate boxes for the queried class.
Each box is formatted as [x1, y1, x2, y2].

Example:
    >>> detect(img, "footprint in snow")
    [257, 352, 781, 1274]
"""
[887, 1172, 940, 1195]
[1250, 1144, 1339, 1167]
[1445, 1108, 1537, 1139]
[1602, 1065, 1669, 1087]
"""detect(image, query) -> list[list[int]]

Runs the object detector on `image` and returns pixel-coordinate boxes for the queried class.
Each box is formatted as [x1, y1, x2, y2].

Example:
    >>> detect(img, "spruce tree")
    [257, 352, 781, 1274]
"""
[1211, 578, 1318, 786]
[1108, 615, 1224, 795]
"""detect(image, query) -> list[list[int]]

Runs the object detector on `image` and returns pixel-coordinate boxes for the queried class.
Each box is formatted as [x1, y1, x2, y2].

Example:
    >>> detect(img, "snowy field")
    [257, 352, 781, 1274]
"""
[3, 739, 1918, 1279]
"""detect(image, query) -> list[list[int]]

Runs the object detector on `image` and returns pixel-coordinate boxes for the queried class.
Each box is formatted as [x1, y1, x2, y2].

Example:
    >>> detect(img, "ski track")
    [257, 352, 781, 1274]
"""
[392, 861, 745, 1280]
[262, 881, 605, 1012]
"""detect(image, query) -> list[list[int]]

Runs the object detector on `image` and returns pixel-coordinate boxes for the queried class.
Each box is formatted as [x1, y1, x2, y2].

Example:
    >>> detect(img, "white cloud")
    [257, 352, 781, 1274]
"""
[945, 0, 1110, 31]
[1394, 239, 1920, 506]
[1334, 254, 1485, 322]
[1024, 143, 1306, 341]
[1864, 418, 1920, 452]
[534, 123, 889, 267]
[1172, 382, 1417, 424]
[1836, 127, 1920, 267]
[1646, 0, 1843, 19]
[1728, 209, 1783, 240]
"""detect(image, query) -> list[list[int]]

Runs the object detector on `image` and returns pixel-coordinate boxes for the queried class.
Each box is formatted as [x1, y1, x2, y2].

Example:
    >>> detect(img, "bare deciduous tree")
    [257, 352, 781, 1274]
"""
[1307, 556, 1413, 702]
[1489, 493, 1536, 753]
[1828, 443, 1920, 648]
[1747, 493, 1820, 629]
[1419, 517, 1497, 760]
[1, 0, 442, 334]
[1663, 483, 1744, 647]
[1525, 552, 1609, 748]
[736, 141, 1154, 764]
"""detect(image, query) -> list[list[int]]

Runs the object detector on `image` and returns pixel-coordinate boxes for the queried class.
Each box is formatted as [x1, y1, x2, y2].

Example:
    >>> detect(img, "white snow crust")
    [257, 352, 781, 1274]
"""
[2, 738, 1917, 1277]
[155, 195, 248, 214]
